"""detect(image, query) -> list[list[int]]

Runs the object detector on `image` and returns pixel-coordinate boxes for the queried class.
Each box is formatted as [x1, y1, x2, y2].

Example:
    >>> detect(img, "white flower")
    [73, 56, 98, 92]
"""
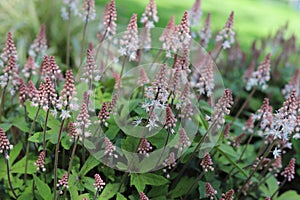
[146, 119, 158, 131]
[273, 147, 281, 159]
[266, 129, 282, 140]
[133, 118, 142, 126]
[60, 110, 71, 120]
[51, 109, 58, 118]
[293, 133, 300, 139]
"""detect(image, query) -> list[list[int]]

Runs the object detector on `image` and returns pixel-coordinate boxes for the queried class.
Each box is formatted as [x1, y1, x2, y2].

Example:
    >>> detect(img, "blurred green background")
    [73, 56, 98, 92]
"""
[0, 0, 299, 62]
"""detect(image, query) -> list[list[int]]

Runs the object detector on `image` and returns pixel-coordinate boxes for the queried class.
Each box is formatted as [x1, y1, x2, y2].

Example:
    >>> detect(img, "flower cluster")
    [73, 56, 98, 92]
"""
[188, 0, 202, 27]
[163, 152, 176, 178]
[141, 0, 158, 28]
[81, 0, 96, 22]
[102, 0, 117, 40]
[34, 151, 46, 172]
[93, 173, 106, 191]
[210, 89, 233, 128]
[29, 24, 47, 58]
[139, 192, 150, 200]
[60, 70, 78, 113]
[0, 55, 19, 94]
[199, 13, 211, 47]
[201, 153, 214, 172]
[281, 158, 295, 182]
[97, 102, 110, 126]
[22, 56, 36, 79]
[175, 128, 191, 153]
[57, 173, 69, 194]
[104, 137, 118, 158]
[74, 102, 91, 138]
[206, 182, 217, 200]
[61, 0, 79, 20]
[0, 128, 13, 159]
[195, 56, 214, 97]
[246, 53, 271, 91]
[137, 138, 153, 157]
[119, 14, 139, 61]
[0, 32, 17, 63]
[215, 11, 235, 49]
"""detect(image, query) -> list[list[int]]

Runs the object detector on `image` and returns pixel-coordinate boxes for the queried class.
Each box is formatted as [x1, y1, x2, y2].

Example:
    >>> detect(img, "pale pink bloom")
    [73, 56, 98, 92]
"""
[93, 174, 105, 191]
[215, 11, 235, 49]
[206, 182, 217, 200]
[34, 151, 46, 172]
[246, 53, 271, 91]
[139, 192, 149, 200]
[188, 0, 202, 26]
[281, 158, 296, 181]
[0, 32, 17, 63]
[201, 153, 214, 172]
[119, 14, 139, 61]
[29, 24, 47, 58]
[199, 13, 211, 47]
[141, 0, 159, 28]
[137, 138, 153, 156]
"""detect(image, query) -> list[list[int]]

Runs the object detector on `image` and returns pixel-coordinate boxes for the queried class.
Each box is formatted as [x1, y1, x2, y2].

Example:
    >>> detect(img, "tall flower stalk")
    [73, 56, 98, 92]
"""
[53, 70, 76, 199]
[78, 0, 96, 69]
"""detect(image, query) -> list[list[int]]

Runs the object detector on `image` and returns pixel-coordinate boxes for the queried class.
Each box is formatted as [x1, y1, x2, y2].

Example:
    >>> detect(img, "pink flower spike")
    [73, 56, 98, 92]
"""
[199, 13, 211, 47]
[34, 151, 46, 172]
[104, 137, 118, 158]
[206, 182, 217, 199]
[211, 89, 233, 128]
[137, 138, 153, 156]
[0, 128, 13, 158]
[103, 0, 117, 40]
[164, 106, 177, 133]
[22, 56, 36, 79]
[93, 173, 105, 191]
[81, 0, 96, 21]
[0, 32, 17, 63]
[29, 24, 47, 58]
[201, 152, 214, 172]
[19, 78, 28, 106]
[141, 0, 159, 28]
[97, 102, 110, 126]
[281, 158, 296, 182]
[119, 14, 139, 61]
[139, 192, 150, 200]
[220, 189, 234, 200]
[188, 0, 202, 26]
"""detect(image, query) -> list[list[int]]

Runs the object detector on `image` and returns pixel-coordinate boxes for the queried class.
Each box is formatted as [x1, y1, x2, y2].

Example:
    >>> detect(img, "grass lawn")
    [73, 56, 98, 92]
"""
[107, 0, 300, 49]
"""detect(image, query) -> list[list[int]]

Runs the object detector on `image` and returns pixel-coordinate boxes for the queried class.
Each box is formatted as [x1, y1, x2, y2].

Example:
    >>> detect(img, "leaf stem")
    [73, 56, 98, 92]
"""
[53, 118, 66, 200]
[24, 106, 41, 185]
[6, 151, 18, 199]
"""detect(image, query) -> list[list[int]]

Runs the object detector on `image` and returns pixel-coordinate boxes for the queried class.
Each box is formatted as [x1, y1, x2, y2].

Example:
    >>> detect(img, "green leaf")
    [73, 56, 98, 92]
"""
[79, 156, 100, 176]
[13, 116, 30, 133]
[216, 146, 248, 178]
[148, 185, 169, 198]
[121, 136, 140, 152]
[0, 123, 12, 132]
[116, 193, 127, 200]
[33, 174, 52, 200]
[130, 173, 169, 192]
[168, 176, 196, 198]
[105, 125, 120, 140]
[98, 183, 120, 199]
[276, 190, 300, 200]
[61, 135, 72, 150]
[18, 187, 33, 200]
[69, 185, 79, 200]
[11, 156, 36, 174]
[9, 143, 22, 166]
